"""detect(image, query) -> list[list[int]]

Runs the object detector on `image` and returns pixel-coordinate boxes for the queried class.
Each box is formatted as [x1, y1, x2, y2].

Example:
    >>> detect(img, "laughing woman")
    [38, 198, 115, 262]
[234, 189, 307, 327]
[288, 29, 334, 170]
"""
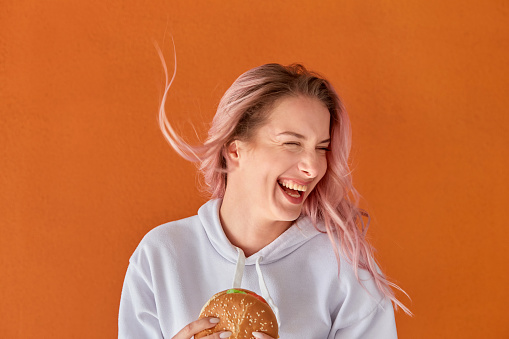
[119, 63, 410, 339]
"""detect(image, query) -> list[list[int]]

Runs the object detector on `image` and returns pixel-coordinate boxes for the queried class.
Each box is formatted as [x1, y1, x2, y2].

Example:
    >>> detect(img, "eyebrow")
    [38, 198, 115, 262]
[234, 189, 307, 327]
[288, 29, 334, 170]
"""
[277, 131, 331, 144]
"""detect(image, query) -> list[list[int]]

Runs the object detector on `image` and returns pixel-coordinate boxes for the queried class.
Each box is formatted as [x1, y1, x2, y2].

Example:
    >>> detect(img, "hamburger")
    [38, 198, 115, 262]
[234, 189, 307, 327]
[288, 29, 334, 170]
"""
[195, 288, 279, 339]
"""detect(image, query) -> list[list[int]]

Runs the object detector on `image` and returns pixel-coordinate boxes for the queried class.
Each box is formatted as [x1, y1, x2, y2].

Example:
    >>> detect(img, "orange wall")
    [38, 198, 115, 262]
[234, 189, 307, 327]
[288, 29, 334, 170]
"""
[1, 1, 508, 338]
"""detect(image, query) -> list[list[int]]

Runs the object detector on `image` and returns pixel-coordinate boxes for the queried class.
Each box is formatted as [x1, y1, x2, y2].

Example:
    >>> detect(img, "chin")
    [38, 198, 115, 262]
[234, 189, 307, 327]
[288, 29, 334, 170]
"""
[269, 190, 307, 222]
[276, 205, 303, 222]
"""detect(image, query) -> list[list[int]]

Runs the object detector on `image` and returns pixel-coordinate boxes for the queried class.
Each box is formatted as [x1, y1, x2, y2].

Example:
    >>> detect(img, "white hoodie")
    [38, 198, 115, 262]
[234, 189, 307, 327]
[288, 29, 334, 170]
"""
[119, 199, 397, 338]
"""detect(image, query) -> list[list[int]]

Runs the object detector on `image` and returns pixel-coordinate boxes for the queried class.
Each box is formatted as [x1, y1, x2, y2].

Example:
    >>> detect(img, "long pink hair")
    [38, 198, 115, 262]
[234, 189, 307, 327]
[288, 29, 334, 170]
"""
[157, 48, 411, 315]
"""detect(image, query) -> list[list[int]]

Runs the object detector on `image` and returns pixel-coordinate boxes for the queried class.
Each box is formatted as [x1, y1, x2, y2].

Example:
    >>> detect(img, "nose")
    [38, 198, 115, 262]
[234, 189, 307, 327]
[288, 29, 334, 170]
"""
[298, 150, 323, 178]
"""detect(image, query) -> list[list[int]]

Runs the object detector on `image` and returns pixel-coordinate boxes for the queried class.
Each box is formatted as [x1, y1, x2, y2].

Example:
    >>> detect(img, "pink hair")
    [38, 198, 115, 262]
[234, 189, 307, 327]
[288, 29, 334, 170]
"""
[156, 47, 411, 315]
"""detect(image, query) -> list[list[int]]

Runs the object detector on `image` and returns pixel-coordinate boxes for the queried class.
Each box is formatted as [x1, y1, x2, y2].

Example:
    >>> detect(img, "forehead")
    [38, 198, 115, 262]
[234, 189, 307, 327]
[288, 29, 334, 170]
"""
[262, 95, 331, 138]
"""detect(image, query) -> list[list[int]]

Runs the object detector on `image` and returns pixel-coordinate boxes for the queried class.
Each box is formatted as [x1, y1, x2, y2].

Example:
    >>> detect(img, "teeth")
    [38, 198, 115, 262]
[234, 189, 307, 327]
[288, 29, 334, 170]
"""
[278, 180, 307, 192]
[285, 190, 301, 198]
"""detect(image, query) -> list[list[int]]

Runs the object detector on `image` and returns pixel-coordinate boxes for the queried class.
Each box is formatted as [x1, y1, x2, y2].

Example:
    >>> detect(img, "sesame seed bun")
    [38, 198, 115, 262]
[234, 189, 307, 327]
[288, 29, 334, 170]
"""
[195, 288, 279, 339]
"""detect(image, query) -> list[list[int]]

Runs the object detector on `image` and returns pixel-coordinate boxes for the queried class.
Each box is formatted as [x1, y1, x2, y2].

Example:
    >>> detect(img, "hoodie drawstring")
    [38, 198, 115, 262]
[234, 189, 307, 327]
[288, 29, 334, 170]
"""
[232, 248, 245, 288]
[233, 248, 281, 327]
[255, 256, 281, 327]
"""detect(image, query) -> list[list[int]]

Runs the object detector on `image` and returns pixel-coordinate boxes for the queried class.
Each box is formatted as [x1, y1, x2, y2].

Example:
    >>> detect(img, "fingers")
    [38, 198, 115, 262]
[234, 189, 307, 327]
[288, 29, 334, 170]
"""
[202, 331, 232, 339]
[252, 332, 275, 339]
[172, 317, 271, 339]
[172, 317, 231, 339]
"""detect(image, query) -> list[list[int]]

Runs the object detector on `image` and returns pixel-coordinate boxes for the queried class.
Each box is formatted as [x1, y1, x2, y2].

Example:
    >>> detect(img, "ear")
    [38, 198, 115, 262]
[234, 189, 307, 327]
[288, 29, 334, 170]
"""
[225, 140, 241, 167]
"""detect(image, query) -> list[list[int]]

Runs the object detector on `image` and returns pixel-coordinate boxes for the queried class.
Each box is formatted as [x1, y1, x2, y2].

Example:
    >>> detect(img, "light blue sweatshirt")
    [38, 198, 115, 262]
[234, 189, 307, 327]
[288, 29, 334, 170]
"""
[119, 199, 397, 338]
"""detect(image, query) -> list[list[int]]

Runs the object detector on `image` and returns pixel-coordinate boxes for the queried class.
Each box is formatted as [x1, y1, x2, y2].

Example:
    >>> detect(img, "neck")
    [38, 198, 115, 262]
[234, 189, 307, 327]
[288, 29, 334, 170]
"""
[219, 191, 292, 257]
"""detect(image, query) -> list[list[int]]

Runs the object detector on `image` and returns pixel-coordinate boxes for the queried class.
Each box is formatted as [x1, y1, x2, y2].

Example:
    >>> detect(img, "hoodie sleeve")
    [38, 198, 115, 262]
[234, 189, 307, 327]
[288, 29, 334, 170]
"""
[118, 261, 164, 339]
[328, 296, 397, 339]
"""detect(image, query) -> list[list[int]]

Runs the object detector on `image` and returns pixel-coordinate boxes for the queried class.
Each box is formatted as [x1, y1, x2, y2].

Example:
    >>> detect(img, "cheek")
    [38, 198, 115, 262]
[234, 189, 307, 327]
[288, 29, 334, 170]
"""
[318, 157, 328, 180]
[266, 149, 296, 168]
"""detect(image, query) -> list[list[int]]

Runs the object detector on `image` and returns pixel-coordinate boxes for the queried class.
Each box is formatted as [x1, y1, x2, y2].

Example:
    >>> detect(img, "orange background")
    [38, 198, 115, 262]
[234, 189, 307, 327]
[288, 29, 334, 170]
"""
[1, 1, 508, 338]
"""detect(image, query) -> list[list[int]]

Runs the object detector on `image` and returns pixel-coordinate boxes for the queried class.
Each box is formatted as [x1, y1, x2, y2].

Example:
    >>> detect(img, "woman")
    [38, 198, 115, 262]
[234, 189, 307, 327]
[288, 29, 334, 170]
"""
[119, 62, 410, 339]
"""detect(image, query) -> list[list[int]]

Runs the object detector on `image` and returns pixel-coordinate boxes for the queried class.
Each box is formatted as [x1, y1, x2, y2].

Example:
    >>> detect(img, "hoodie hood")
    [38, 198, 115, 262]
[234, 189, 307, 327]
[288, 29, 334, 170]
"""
[198, 199, 324, 266]
[198, 199, 324, 327]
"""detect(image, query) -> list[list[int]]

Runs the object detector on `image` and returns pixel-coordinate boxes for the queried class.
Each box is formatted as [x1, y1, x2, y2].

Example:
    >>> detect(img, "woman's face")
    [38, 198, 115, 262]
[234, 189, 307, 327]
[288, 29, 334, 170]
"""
[233, 95, 331, 223]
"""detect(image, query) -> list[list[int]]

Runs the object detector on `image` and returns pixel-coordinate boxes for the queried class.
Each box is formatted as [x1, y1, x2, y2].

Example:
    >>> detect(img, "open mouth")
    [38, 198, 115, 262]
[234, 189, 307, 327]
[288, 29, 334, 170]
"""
[277, 179, 307, 198]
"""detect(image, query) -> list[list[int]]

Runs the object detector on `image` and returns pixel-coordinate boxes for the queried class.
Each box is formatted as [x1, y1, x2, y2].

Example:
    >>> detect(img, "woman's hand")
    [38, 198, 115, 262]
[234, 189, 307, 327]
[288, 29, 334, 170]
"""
[171, 317, 232, 339]
[252, 332, 275, 339]
[171, 317, 275, 339]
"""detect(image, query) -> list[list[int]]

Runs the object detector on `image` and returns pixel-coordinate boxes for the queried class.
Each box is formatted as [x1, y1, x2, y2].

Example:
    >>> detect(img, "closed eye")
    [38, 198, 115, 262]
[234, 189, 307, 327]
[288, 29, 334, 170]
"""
[317, 147, 331, 152]
[283, 142, 301, 146]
